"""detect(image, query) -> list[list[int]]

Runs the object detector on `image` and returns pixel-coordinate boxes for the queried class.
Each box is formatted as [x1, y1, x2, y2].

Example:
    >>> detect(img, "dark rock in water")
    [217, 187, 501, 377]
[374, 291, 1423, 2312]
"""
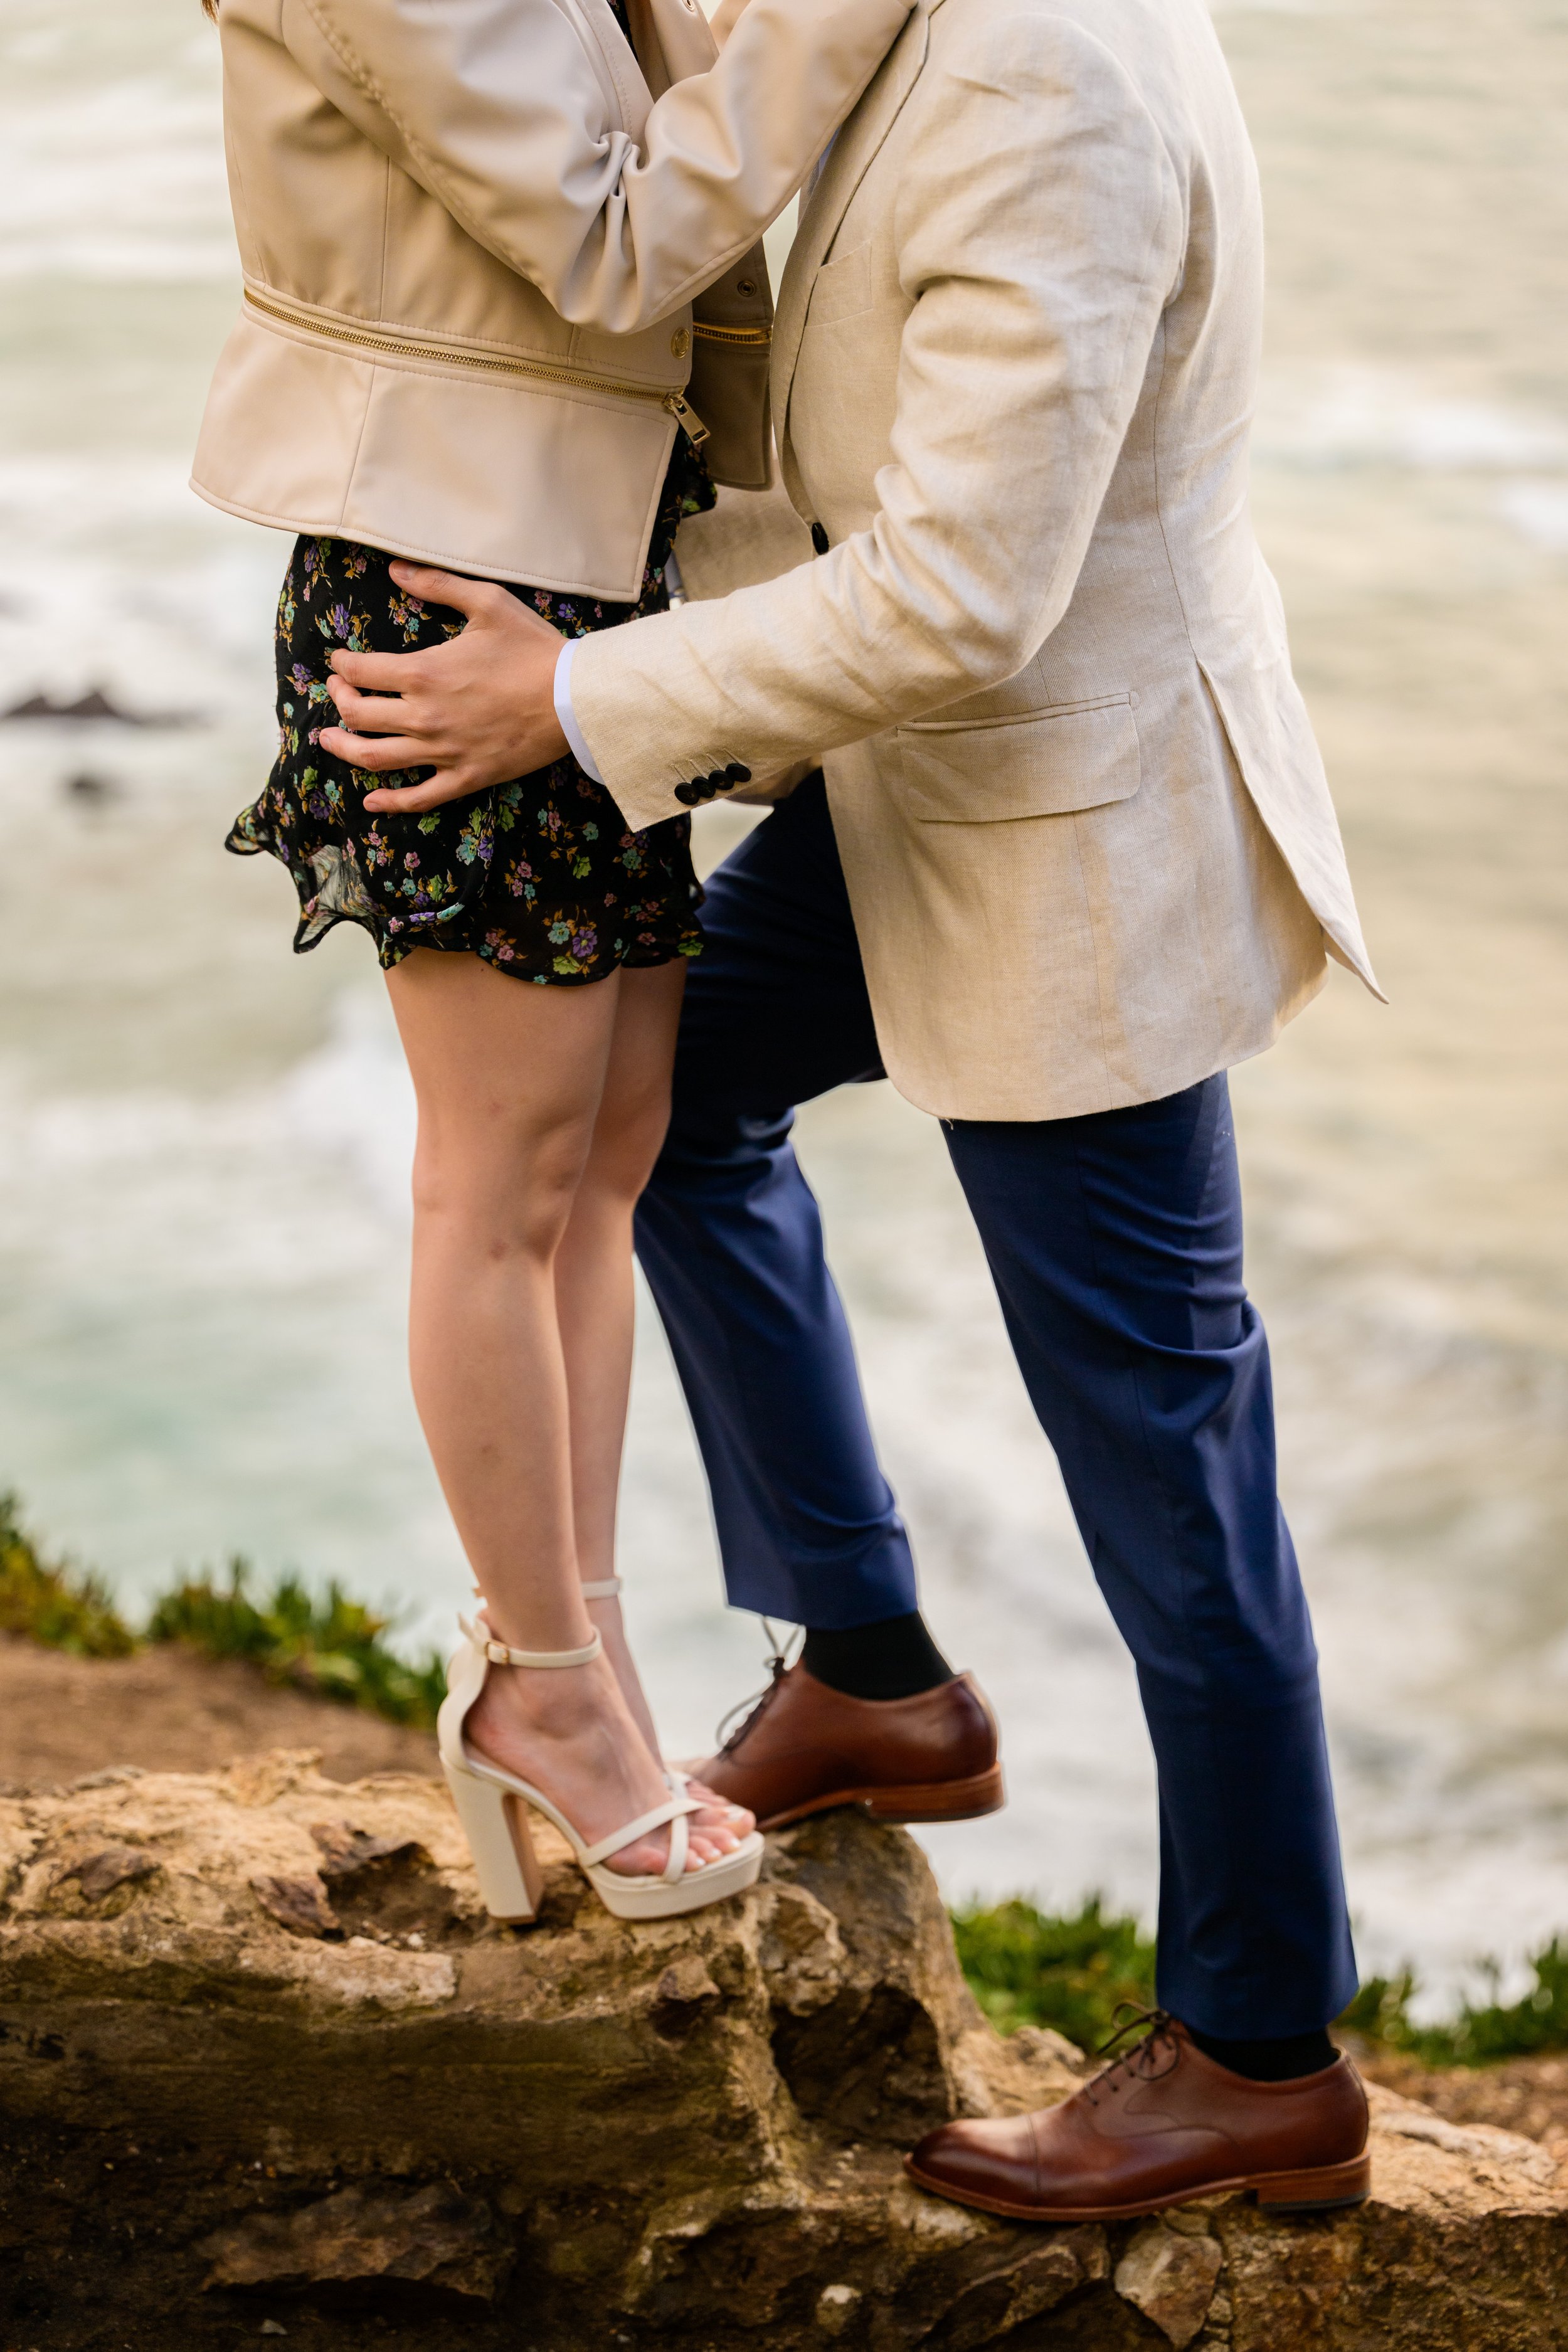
[63, 770, 120, 803]
[4, 686, 198, 726]
[0, 1750, 1562, 2349]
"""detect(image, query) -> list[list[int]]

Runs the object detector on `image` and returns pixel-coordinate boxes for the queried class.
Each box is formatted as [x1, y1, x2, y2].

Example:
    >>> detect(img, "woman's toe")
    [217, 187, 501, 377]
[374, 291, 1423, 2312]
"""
[608, 1824, 736, 1876]
[684, 1774, 751, 1823]
[682, 1784, 756, 1843]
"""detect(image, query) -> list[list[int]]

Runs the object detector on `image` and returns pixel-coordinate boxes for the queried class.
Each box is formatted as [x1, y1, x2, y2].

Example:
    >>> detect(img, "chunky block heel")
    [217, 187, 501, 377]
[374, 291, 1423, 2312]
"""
[1253, 2153, 1372, 2212]
[441, 1756, 544, 1923]
[437, 1610, 764, 1925]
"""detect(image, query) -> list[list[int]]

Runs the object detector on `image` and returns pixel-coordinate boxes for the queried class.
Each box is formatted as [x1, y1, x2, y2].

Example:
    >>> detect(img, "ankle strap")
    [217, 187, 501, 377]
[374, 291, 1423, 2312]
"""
[579, 1577, 623, 1601]
[460, 1614, 603, 1670]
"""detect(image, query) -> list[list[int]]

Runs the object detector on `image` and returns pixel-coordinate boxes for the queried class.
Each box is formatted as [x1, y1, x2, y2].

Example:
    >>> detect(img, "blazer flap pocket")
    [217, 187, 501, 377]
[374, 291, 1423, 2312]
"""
[808, 241, 874, 327]
[898, 696, 1142, 823]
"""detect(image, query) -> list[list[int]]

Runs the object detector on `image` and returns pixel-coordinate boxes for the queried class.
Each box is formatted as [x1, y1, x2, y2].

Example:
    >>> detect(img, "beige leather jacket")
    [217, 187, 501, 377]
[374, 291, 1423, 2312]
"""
[576, 0, 1380, 1120]
[190, 0, 911, 599]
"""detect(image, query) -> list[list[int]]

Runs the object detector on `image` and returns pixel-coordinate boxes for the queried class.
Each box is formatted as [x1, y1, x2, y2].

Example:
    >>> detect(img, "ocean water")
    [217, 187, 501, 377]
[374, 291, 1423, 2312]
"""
[1, 0, 1566, 2010]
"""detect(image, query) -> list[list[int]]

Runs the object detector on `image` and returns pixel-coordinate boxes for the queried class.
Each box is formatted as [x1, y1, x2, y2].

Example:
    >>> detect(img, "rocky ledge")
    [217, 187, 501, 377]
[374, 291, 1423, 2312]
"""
[0, 1752, 1564, 2351]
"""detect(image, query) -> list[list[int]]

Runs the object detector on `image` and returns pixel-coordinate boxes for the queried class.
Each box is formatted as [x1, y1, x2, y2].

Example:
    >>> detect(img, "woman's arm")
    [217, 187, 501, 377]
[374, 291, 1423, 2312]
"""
[283, 0, 911, 335]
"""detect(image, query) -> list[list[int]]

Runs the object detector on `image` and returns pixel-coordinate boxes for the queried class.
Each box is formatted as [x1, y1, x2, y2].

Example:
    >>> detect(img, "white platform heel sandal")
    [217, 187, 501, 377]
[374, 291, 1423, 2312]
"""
[437, 1611, 765, 1924]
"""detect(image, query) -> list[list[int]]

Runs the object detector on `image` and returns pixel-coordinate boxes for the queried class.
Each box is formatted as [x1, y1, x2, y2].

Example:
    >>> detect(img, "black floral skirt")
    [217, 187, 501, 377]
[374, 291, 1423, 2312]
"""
[227, 447, 713, 985]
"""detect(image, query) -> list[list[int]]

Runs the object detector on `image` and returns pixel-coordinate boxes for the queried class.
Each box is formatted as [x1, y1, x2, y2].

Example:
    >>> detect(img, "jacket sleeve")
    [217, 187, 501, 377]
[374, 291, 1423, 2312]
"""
[568, 11, 1187, 824]
[285, 0, 913, 334]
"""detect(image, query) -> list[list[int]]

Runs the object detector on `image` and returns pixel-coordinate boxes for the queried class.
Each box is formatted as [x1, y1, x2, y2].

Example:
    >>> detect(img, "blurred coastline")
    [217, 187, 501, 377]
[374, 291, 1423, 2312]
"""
[0, 0, 1564, 2007]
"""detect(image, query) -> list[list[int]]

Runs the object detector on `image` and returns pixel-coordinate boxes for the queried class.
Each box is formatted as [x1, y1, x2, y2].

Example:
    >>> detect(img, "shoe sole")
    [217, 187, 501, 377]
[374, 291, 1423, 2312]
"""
[754, 1763, 1006, 1834]
[901, 2149, 1372, 2223]
[590, 1828, 765, 1920]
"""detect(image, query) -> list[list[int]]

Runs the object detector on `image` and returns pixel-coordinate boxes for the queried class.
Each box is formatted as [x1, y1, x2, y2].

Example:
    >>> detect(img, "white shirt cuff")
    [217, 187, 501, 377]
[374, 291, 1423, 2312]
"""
[553, 638, 605, 784]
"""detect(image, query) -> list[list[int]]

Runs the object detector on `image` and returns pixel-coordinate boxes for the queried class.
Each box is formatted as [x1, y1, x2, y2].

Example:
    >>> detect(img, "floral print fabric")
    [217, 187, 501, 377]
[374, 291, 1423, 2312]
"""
[226, 442, 714, 986]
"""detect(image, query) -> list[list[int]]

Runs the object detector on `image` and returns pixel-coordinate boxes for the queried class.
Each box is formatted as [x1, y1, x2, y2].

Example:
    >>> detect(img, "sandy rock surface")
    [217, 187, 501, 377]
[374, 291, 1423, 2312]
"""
[0, 1751, 1564, 2349]
[0, 1632, 439, 1786]
[1360, 2045, 1568, 2169]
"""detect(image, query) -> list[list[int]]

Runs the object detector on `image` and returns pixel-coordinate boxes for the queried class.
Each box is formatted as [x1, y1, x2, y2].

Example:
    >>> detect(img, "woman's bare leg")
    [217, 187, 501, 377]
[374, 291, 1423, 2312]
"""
[554, 960, 749, 1846]
[385, 948, 716, 1874]
[554, 960, 683, 1754]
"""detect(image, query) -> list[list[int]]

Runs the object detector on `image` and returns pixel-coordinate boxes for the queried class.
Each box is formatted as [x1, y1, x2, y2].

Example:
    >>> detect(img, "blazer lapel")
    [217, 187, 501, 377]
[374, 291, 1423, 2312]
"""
[771, 0, 936, 445]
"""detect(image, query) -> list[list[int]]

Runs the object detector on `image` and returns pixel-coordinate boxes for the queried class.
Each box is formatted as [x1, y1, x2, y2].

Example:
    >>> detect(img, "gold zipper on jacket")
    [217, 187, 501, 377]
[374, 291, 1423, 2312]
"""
[691, 322, 771, 347]
[243, 286, 711, 446]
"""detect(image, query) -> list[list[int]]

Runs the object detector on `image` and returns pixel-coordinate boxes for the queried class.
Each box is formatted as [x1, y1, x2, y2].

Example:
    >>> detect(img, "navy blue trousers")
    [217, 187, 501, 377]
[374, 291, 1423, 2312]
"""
[635, 778, 1357, 2037]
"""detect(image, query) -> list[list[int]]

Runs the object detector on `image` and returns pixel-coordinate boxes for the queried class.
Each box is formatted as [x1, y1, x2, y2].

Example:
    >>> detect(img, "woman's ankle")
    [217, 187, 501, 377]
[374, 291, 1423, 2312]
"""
[462, 1656, 738, 1872]
[473, 1646, 622, 1736]
[588, 1601, 664, 1760]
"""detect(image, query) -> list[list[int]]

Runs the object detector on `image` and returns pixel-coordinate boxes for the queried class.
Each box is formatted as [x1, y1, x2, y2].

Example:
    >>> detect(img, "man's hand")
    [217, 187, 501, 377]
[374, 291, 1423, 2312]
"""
[317, 562, 569, 814]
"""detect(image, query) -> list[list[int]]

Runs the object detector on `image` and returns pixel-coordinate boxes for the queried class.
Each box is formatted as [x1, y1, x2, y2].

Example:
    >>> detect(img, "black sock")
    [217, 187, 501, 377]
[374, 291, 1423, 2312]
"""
[800, 1611, 955, 1703]
[1186, 2026, 1337, 2082]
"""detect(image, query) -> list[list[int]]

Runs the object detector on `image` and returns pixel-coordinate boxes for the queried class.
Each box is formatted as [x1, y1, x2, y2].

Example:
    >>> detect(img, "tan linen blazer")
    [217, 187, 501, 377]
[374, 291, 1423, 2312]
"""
[189, 0, 912, 600]
[572, 0, 1381, 1121]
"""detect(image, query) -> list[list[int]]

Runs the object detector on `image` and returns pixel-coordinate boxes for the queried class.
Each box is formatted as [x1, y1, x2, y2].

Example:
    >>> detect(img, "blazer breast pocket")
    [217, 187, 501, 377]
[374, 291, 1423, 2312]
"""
[896, 694, 1142, 824]
[808, 241, 874, 329]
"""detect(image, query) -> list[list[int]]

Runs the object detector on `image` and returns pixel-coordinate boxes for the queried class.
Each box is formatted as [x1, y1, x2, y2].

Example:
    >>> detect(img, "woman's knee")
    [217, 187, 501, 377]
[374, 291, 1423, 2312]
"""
[585, 1079, 675, 1207]
[411, 1103, 596, 1257]
[587, 959, 683, 1198]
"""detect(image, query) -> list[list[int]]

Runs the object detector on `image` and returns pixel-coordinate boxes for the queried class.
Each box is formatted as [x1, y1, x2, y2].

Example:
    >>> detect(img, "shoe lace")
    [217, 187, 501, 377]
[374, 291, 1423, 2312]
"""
[1081, 2003, 1182, 2107]
[713, 1620, 802, 1754]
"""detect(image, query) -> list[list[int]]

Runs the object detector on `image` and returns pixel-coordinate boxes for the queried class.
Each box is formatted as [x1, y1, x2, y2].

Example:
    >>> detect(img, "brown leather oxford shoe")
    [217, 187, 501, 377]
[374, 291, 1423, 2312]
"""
[906, 2013, 1370, 2223]
[690, 1661, 1004, 1831]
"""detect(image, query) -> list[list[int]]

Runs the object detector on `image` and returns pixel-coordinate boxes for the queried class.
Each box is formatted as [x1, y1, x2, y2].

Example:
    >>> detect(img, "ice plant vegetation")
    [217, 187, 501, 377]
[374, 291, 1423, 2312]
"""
[0, 1490, 442, 1725]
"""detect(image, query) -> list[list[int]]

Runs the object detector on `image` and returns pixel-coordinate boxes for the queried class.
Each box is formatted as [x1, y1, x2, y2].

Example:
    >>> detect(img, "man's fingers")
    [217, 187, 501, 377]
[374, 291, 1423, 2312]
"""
[386, 561, 509, 622]
[389, 561, 568, 649]
[316, 724, 430, 773]
[326, 677, 415, 732]
[329, 647, 435, 691]
[315, 718, 484, 805]
[315, 565, 566, 804]
[361, 771, 480, 813]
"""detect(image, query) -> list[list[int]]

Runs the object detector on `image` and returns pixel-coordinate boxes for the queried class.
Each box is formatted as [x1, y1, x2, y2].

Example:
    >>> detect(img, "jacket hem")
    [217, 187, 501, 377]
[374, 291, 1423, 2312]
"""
[877, 961, 1330, 1126]
[186, 475, 655, 605]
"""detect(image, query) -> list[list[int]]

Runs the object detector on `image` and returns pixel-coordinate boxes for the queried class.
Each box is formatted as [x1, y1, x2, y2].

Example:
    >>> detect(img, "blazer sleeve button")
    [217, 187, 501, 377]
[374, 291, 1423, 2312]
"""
[674, 783, 701, 805]
[723, 763, 751, 785]
[810, 522, 829, 555]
